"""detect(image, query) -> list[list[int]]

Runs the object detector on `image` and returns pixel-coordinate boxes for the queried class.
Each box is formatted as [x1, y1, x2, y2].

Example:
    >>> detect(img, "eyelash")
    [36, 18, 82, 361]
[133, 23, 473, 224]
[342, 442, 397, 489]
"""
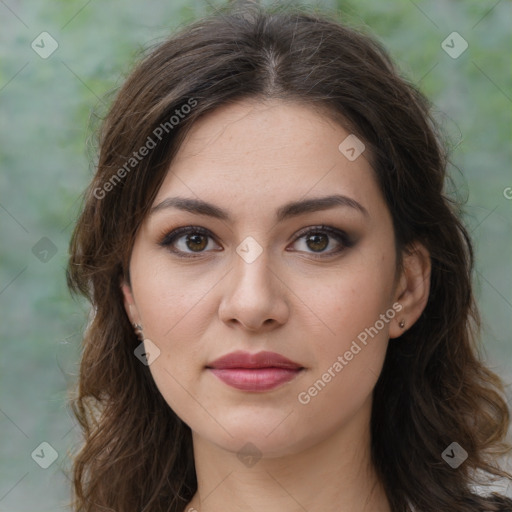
[158, 225, 354, 259]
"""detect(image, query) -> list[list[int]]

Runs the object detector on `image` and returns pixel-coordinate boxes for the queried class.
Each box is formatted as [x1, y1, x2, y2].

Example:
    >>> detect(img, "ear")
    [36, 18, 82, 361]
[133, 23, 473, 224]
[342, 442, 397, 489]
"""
[389, 242, 431, 339]
[120, 278, 142, 327]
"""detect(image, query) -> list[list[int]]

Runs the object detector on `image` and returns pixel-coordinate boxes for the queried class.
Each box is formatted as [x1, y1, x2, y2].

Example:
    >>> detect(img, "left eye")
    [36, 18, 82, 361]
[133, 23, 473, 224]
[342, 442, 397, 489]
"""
[160, 225, 351, 258]
[290, 227, 350, 255]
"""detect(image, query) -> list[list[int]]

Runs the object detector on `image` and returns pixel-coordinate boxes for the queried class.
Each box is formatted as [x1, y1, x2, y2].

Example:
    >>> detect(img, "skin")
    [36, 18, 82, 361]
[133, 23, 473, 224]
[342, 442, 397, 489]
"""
[122, 99, 431, 512]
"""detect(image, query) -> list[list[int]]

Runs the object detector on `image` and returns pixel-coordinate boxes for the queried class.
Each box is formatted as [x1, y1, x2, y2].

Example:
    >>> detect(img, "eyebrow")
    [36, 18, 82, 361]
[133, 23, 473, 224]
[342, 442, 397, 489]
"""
[150, 194, 369, 222]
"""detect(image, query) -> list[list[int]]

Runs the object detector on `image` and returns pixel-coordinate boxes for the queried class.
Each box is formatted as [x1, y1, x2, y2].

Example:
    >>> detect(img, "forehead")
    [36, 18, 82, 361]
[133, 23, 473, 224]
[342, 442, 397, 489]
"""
[153, 99, 382, 218]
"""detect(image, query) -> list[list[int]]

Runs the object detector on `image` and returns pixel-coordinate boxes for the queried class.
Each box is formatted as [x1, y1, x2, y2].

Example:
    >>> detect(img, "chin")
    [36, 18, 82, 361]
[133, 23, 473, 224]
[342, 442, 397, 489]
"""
[193, 411, 317, 459]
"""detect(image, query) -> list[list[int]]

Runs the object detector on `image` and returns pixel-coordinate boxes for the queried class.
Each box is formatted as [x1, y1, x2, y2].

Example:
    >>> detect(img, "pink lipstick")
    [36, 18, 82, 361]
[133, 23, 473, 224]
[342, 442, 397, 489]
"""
[206, 350, 304, 391]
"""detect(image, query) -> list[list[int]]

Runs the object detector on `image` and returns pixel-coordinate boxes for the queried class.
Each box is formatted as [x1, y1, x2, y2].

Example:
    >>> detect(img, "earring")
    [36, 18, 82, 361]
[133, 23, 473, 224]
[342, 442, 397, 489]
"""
[399, 320, 405, 328]
[133, 323, 144, 339]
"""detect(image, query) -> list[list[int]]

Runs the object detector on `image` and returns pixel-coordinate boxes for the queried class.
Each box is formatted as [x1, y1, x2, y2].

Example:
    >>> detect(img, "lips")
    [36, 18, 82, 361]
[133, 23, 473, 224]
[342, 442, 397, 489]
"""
[207, 350, 302, 370]
[206, 350, 304, 391]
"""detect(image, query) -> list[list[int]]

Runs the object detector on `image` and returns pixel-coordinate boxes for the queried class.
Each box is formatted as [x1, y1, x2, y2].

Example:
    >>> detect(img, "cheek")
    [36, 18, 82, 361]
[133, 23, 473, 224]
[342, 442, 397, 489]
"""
[137, 289, 211, 430]
[294, 278, 394, 442]
[131, 251, 218, 342]
[129, 251, 215, 407]
[293, 242, 396, 408]
[299, 244, 397, 354]
[135, 273, 213, 387]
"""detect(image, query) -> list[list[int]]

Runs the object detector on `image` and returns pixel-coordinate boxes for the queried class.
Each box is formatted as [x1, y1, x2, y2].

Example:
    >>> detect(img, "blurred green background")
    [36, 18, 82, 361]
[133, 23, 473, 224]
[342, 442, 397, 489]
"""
[0, 0, 511, 510]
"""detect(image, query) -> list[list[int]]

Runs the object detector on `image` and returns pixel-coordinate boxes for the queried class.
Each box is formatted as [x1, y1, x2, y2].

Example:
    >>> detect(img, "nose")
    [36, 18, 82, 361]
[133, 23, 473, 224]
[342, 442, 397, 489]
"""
[218, 246, 290, 332]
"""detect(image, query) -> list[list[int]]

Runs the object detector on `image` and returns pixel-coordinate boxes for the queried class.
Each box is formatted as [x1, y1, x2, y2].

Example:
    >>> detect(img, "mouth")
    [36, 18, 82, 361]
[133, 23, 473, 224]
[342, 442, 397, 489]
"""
[206, 350, 305, 392]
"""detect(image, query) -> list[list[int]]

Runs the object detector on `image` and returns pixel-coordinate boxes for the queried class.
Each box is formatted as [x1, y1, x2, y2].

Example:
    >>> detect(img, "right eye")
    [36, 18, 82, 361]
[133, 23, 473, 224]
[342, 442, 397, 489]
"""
[159, 226, 223, 258]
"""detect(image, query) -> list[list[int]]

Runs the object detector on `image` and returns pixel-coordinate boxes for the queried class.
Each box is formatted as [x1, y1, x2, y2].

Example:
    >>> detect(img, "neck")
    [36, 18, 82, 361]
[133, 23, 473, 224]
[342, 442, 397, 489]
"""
[183, 399, 390, 512]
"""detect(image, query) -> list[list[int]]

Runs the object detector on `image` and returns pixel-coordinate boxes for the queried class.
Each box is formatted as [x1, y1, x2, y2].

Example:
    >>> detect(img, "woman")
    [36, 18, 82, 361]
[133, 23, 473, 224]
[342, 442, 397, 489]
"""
[67, 2, 512, 511]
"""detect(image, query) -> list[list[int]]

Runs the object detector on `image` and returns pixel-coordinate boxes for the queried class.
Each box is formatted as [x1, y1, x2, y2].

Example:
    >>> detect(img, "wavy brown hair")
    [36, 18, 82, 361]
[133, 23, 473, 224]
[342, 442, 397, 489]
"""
[66, 2, 512, 511]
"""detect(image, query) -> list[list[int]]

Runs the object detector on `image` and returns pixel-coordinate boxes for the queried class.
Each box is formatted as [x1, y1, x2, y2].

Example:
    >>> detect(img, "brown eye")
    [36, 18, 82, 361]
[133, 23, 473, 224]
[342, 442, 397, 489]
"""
[305, 232, 329, 252]
[289, 226, 353, 257]
[159, 226, 221, 258]
[185, 233, 208, 252]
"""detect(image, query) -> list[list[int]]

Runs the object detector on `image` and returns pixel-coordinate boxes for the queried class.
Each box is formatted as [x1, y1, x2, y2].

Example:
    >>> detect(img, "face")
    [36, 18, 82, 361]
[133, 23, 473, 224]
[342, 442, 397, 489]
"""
[122, 99, 408, 458]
